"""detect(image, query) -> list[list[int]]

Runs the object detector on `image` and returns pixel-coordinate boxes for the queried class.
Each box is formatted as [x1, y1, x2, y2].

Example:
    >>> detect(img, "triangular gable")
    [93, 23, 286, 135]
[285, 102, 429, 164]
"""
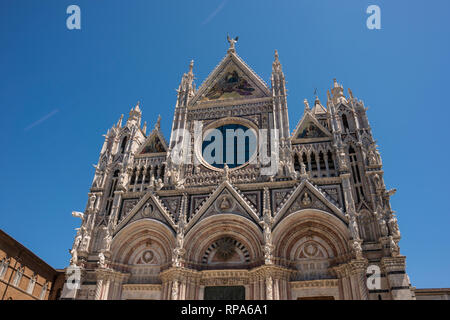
[189, 52, 271, 106]
[273, 180, 347, 227]
[336, 101, 354, 114]
[356, 200, 373, 213]
[159, 196, 182, 222]
[186, 180, 260, 231]
[114, 192, 176, 234]
[135, 129, 168, 156]
[291, 111, 332, 144]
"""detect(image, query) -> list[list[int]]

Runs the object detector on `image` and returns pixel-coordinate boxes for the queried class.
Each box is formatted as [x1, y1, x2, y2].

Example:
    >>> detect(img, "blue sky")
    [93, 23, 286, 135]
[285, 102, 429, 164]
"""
[1, 0, 449, 289]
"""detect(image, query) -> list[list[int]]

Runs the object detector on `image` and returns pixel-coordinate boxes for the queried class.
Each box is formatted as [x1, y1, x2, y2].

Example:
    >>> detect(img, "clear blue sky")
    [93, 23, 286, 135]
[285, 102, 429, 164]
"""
[1, 0, 449, 289]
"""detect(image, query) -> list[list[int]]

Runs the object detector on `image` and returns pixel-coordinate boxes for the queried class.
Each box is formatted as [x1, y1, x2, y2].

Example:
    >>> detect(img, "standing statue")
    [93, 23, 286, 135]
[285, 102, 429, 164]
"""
[349, 215, 360, 240]
[379, 217, 388, 237]
[88, 194, 97, 212]
[352, 240, 363, 259]
[388, 215, 401, 237]
[227, 34, 239, 51]
[98, 252, 107, 268]
[70, 230, 82, 265]
[300, 162, 307, 177]
[104, 228, 113, 252]
[389, 236, 400, 257]
[260, 214, 274, 264]
[172, 225, 185, 267]
[223, 163, 230, 181]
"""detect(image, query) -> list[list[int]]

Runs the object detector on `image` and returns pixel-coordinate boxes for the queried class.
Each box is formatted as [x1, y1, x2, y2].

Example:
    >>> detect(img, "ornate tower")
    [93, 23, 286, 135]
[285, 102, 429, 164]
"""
[64, 39, 413, 300]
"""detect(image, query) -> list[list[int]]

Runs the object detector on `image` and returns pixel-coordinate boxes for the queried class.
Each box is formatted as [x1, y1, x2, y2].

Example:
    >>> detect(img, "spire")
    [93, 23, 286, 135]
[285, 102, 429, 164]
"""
[311, 96, 327, 115]
[272, 50, 282, 73]
[116, 114, 124, 128]
[348, 87, 354, 100]
[155, 115, 161, 131]
[134, 101, 141, 112]
[303, 99, 310, 112]
[177, 60, 195, 108]
[127, 101, 142, 126]
[142, 121, 147, 135]
[188, 60, 194, 75]
[331, 78, 347, 104]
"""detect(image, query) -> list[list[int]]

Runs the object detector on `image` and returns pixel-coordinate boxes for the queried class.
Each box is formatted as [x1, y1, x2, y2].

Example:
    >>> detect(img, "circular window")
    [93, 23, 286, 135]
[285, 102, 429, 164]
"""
[201, 123, 257, 169]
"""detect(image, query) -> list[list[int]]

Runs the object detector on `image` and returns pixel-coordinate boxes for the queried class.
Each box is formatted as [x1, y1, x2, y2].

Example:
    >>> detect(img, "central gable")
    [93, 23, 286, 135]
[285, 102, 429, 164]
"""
[190, 52, 271, 107]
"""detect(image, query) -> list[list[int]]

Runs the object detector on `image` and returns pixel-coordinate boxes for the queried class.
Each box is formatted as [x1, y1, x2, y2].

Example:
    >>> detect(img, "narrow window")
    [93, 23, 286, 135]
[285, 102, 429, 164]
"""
[120, 136, 128, 154]
[342, 114, 349, 131]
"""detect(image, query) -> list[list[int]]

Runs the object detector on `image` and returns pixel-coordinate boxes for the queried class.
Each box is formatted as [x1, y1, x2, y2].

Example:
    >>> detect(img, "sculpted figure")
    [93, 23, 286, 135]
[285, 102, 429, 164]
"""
[388, 215, 401, 237]
[352, 240, 363, 259]
[98, 252, 106, 268]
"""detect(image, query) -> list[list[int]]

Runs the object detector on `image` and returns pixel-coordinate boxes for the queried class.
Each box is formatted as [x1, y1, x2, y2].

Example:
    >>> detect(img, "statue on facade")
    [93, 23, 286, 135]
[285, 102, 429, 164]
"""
[352, 240, 363, 259]
[260, 212, 274, 264]
[156, 178, 165, 190]
[349, 215, 360, 240]
[300, 162, 308, 178]
[172, 224, 185, 268]
[388, 215, 401, 238]
[171, 280, 179, 300]
[104, 228, 113, 252]
[98, 252, 107, 268]
[223, 163, 230, 181]
[88, 194, 97, 212]
[379, 217, 388, 237]
[227, 34, 238, 51]
[70, 231, 82, 265]
[389, 236, 400, 257]
[367, 143, 381, 166]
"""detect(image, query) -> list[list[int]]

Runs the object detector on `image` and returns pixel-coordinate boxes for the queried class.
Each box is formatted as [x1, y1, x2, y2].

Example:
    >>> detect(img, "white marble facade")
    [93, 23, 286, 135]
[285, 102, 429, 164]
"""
[65, 40, 414, 300]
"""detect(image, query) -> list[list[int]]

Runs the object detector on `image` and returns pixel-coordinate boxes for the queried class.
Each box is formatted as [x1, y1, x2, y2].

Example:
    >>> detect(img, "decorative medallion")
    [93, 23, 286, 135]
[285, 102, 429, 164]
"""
[142, 203, 153, 217]
[301, 192, 312, 207]
[215, 194, 236, 212]
[142, 250, 154, 264]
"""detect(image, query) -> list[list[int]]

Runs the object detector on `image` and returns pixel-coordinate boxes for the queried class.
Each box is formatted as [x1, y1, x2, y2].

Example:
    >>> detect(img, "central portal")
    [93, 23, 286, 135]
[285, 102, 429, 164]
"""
[204, 286, 245, 300]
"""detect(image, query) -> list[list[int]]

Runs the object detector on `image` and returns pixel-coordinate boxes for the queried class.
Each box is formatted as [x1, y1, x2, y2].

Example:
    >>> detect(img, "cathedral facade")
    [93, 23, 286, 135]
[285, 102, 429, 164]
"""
[64, 41, 414, 300]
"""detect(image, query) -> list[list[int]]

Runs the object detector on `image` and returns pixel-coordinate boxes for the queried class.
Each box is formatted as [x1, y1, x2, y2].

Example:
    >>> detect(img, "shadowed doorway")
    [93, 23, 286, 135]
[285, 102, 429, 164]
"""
[204, 286, 245, 300]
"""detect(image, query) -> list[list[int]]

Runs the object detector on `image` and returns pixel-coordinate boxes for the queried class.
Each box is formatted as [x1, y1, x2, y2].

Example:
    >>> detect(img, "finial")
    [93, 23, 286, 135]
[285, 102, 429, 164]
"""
[117, 114, 124, 127]
[227, 34, 238, 53]
[142, 121, 147, 134]
[189, 60, 194, 74]
[272, 49, 282, 72]
[348, 88, 354, 100]
[155, 115, 161, 130]
[303, 99, 310, 111]
[134, 101, 141, 112]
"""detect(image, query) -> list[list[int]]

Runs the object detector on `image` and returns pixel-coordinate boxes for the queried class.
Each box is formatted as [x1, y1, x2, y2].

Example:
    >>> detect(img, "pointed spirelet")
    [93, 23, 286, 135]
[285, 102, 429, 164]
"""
[117, 114, 124, 128]
[304, 99, 310, 112]
[188, 60, 194, 75]
[348, 88, 354, 100]
[134, 101, 141, 112]
[312, 96, 327, 115]
[331, 78, 347, 103]
[155, 114, 161, 131]
[142, 121, 147, 135]
[272, 49, 282, 73]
